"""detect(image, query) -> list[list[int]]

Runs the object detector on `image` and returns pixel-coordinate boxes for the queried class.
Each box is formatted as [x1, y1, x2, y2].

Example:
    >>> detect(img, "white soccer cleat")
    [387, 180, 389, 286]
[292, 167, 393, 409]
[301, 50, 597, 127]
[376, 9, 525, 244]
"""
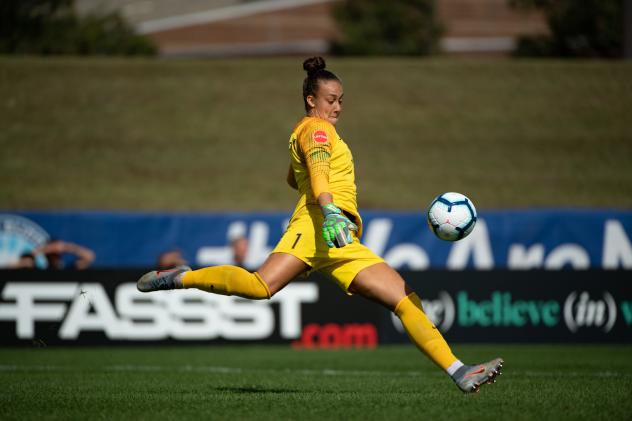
[137, 265, 191, 292]
[452, 358, 504, 393]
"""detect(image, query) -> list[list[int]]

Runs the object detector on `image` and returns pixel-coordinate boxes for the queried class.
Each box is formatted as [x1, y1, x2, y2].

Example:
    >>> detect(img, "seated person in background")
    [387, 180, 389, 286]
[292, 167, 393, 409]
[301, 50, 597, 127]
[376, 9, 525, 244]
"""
[157, 249, 188, 270]
[12, 252, 36, 269]
[38, 240, 95, 270]
[231, 236, 249, 269]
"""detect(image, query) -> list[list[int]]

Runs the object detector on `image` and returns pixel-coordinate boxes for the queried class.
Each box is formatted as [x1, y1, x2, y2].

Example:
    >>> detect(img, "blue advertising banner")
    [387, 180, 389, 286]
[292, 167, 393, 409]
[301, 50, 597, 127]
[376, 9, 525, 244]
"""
[1, 209, 631, 270]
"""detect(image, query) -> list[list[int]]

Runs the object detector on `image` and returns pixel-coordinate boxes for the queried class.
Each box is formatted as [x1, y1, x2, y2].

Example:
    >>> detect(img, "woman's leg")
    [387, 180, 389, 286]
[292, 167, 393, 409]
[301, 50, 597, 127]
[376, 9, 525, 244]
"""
[348, 262, 410, 309]
[256, 252, 311, 295]
[349, 262, 459, 371]
[349, 262, 503, 393]
[138, 252, 309, 299]
[181, 252, 309, 298]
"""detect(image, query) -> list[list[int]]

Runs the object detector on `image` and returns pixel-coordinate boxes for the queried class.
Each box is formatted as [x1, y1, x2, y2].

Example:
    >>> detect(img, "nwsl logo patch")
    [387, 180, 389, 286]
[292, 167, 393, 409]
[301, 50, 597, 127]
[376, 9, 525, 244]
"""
[312, 130, 328, 143]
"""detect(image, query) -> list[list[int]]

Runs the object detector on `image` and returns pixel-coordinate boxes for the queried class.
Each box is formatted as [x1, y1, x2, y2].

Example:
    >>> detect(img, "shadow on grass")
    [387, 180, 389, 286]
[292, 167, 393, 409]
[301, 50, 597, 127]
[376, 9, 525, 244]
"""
[214, 386, 300, 394]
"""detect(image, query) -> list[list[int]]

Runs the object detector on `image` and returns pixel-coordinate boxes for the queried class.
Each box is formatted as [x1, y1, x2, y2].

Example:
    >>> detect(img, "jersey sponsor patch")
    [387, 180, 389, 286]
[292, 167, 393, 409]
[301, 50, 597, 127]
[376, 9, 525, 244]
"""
[312, 130, 328, 143]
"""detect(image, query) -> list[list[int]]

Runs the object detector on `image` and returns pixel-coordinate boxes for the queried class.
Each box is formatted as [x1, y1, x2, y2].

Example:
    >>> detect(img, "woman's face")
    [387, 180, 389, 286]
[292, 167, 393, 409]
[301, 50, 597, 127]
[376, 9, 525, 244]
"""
[307, 79, 343, 126]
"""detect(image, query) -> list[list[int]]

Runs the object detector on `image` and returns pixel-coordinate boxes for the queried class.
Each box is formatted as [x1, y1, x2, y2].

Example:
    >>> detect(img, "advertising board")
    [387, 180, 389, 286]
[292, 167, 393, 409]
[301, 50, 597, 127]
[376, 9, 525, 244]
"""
[1, 270, 629, 346]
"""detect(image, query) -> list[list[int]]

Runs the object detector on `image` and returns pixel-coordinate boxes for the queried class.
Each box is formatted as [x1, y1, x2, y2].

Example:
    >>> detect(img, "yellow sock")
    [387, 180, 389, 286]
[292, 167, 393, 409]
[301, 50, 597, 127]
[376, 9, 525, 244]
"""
[395, 292, 458, 370]
[182, 266, 271, 300]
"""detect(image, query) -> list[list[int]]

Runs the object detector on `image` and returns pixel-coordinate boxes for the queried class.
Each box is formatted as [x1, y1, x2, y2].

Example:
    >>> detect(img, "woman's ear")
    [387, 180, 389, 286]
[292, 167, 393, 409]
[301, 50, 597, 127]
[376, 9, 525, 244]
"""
[306, 94, 316, 109]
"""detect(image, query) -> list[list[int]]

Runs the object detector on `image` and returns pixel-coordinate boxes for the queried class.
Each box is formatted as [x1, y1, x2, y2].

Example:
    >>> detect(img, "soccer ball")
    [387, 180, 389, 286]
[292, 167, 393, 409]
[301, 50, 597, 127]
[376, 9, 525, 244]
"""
[427, 192, 477, 241]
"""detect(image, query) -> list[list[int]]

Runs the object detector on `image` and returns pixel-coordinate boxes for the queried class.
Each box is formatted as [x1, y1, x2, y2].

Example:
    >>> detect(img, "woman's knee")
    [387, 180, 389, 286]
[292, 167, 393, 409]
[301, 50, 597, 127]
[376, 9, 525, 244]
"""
[256, 252, 309, 296]
[256, 270, 287, 297]
[349, 263, 410, 310]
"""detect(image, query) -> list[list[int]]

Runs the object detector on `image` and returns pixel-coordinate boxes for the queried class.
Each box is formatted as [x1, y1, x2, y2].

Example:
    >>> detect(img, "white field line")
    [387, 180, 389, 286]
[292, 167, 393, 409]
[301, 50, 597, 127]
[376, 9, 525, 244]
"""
[0, 364, 630, 378]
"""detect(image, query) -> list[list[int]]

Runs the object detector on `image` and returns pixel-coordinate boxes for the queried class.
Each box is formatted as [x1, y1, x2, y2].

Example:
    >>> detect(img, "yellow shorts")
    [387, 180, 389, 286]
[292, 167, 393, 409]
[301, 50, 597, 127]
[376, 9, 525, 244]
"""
[272, 205, 384, 293]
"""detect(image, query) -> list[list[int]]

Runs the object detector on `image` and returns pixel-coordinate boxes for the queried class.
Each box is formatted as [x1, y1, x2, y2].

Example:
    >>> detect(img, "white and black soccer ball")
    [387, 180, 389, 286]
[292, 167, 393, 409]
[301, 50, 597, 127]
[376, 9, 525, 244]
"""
[427, 192, 477, 241]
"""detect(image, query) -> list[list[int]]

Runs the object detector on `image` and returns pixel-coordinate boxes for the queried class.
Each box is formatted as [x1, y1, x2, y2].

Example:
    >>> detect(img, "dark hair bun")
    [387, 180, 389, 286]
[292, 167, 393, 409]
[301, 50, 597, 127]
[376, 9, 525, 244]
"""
[303, 57, 326, 76]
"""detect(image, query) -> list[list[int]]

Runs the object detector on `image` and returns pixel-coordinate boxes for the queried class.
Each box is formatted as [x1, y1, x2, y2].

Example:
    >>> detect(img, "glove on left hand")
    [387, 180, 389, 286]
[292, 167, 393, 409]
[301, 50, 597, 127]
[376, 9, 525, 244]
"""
[321, 203, 358, 248]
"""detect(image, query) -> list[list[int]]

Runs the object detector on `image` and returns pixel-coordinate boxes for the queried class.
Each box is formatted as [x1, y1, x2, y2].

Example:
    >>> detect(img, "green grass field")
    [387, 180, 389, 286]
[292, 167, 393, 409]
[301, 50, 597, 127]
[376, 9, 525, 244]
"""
[1, 345, 631, 420]
[1, 57, 631, 211]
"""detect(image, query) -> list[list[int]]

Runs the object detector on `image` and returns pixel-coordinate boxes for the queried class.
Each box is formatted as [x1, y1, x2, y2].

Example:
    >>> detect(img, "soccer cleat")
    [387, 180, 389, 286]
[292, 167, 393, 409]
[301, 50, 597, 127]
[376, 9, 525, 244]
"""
[452, 358, 503, 393]
[137, 265, 191, 292]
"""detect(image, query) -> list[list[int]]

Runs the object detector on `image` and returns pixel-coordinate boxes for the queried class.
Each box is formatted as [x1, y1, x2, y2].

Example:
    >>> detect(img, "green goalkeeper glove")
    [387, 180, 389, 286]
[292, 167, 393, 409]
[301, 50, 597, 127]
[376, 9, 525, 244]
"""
[321, 203, 358, 248]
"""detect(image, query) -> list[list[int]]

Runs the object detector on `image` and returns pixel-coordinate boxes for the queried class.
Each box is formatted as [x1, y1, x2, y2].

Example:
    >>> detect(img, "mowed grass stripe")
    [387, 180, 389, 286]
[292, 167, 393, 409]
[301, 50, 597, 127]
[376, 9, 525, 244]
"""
[1, 363, 630, 379]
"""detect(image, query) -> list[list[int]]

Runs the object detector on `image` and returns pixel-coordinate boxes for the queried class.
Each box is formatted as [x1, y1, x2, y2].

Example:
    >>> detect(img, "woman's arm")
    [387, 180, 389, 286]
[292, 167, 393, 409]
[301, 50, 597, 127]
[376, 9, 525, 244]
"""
[317, 192, 333, 207]
[286, 165, 298, 190]
[297, 124, 333, 200]
[298, 124, 356, 248]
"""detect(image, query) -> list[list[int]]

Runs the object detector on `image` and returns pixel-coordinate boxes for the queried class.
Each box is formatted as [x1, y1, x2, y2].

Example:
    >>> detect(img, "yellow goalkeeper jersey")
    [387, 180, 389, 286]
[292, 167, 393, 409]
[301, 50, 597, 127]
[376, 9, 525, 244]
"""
[288, 116, 363, 235]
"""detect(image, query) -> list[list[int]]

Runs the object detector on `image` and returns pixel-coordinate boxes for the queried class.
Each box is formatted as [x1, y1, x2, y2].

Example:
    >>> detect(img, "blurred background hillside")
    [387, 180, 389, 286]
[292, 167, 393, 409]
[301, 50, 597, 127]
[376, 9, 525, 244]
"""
[1, 0, 631, 211]
[1, 57, 631, 210]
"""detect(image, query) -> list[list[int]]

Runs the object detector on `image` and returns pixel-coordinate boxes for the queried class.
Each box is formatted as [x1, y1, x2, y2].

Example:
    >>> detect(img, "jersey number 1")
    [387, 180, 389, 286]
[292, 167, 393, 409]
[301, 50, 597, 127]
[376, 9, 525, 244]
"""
[291, 233, 302, 249]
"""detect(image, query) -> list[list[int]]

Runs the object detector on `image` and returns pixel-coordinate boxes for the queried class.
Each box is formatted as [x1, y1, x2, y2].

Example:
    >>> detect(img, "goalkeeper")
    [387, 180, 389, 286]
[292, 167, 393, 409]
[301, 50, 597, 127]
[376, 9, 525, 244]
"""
[137, 57, 502, 393]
